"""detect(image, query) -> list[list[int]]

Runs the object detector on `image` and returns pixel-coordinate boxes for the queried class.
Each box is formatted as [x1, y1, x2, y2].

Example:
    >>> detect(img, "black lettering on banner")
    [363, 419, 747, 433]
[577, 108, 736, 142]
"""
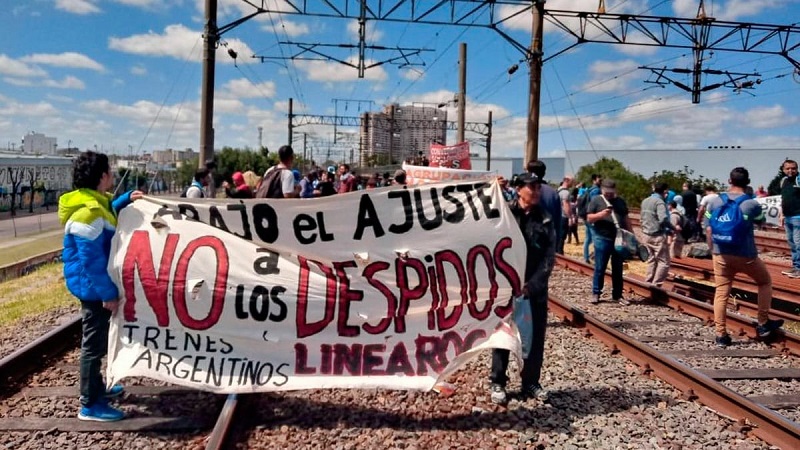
[388, 190, 414, 234]
[413, 188, 443, 230]
[253, 248, 280, 275]
[226, 203, 253, 240]
[456, 184, 481, 221]
[156, 205, 182, 220]
[252, 203, 279, 243]
[441, 185, 465, 224]
[353, 194, 385, 240]
[293, 212, 334, 244]
[474, 183, 501, 219]
[209, 206, 230, 233]
[178, 204, 200, 221]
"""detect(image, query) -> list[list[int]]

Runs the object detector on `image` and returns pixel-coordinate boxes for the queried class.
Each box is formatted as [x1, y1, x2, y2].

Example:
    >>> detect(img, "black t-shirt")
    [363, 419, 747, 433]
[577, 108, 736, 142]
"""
[587, 195, 629, 240]
[681, 190, 698, 217]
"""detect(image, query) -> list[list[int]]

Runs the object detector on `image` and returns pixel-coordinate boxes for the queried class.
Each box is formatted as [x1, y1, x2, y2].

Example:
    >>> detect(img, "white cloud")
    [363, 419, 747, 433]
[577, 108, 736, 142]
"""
[578, 59, 640, 94]
[0, 54, 48, 78]
[296, 59, 388, 82]
[55, 0, 100, 15]
[43, 76, 86, 89]
[115, 0, 163, 8]
[347, 20, 384, 41]
[109, 25, 256, 64]
[401, 69, 425, 81]
[221, 78, 276, 99]
[743, 105, 798, 129]
[21, 52, 105, 72]
[131, 65, 148, 76]
[673, 0, 787, 21]
[264, 20, 311, 38]
[4, 75, 84, 89]
[0, 100, 60, 117]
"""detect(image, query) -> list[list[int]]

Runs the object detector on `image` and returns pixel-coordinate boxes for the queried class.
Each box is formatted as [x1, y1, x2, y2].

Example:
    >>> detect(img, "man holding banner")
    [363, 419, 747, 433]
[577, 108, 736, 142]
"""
[489, 173, 556, 404]
[780, 159, 800, 278]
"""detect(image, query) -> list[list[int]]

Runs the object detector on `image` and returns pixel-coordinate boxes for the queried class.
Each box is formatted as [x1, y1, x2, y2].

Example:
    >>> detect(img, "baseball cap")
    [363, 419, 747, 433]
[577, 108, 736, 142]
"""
[514, 172, 542, 187]
[601, 179, 617, 192]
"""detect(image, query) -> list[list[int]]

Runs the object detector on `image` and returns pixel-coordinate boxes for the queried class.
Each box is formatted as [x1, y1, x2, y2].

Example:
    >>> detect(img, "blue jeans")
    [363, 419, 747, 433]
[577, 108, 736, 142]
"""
[787, 216, 800, 270]
[583, 224, 594, 263]
[593, 235, 624, 299]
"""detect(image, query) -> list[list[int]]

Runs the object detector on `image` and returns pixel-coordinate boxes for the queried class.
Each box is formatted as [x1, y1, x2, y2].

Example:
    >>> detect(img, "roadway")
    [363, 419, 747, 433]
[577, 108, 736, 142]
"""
[0, 212, 62, 247]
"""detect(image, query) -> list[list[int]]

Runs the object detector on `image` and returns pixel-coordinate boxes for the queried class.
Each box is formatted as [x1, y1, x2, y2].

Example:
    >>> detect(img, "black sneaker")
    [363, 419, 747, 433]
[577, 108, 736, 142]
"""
[521, 384, 549, 402]
[756, 319, 784, 338]
[490, 383, 507, 404]
[715, 334, 732, 348]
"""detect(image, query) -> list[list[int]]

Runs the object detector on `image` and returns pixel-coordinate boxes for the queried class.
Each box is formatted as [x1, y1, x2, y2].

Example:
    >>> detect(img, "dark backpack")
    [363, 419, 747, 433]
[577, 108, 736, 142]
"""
[576, 190, 592, 220]
[255, 167, 285, 199]
[709, 193, 749, 249]
[672, 211, 693, 240]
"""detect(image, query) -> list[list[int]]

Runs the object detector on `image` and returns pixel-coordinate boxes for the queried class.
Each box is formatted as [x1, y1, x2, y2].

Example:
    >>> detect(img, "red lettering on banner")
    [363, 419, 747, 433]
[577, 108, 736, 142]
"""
[434, 250, 467, 331]
[123, 231, 178, 326]
[394, 257, 428, 334]
[492, 237, 520, 318]
[292, 330, 487, 377]
[333, 261, 363, 338]
[296, 256, 338, 338]
[171, 236, 230, 330]
[361, 262, 396, 335]
[466, 245, 497, 320]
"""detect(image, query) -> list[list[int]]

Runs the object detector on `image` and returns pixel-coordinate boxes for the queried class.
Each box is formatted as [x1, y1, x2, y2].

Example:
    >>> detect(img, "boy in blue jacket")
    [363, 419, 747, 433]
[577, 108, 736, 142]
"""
[58, 151, 142, 422]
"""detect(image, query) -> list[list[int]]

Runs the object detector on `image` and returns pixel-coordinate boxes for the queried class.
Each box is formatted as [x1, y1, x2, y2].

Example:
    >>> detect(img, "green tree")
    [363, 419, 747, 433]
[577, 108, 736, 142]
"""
[574, 157, 652, 206]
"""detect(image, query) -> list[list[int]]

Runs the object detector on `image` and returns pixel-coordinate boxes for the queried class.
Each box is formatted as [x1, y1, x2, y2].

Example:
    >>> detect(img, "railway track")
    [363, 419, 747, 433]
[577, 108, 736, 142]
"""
[0, 315, 239, 450]
[553, 254, 800, 448]
[627, 214, 790, 256]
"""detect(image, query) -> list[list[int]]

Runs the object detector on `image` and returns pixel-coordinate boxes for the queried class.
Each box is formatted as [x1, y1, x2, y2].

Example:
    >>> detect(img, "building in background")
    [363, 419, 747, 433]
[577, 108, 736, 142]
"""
[0, 152, 74, 211]
[21, 131, 58, 155]
[360, 104, 447, 167]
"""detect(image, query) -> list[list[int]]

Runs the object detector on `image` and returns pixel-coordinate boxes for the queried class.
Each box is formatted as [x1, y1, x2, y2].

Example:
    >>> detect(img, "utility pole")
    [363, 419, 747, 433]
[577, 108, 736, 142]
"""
[303, 133, 307, 171]
[486, 110, 492, 171]
[525, 0, 545, 166]
[456, 42, 467, 143]
[388, 104, 396, 164]
[199, 0, 217, 169]
[288, 97, 294, 147]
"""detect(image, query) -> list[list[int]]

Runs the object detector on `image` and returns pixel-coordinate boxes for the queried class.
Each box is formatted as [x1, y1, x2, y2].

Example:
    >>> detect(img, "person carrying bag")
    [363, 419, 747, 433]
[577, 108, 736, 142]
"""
[601, 194, 639, 260]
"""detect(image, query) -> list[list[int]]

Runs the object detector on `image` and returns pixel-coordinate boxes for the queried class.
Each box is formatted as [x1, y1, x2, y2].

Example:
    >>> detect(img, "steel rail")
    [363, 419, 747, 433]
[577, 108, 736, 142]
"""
[555, 255, 800, 356]
[0, 314, 81, 385]
[547, 294, 800, 449]
[205, 394, 241, 450]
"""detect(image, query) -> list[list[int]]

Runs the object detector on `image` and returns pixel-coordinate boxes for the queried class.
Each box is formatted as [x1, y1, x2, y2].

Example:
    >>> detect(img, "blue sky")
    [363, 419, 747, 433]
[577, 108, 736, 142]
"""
[2, 0, 799, 166]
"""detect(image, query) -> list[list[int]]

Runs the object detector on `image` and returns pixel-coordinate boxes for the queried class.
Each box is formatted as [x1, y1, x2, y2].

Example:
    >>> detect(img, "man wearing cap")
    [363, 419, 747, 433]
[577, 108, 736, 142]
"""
[586, 179, 632, 305]
[527, 161, 562, 249]
[490, 173, 555, 404]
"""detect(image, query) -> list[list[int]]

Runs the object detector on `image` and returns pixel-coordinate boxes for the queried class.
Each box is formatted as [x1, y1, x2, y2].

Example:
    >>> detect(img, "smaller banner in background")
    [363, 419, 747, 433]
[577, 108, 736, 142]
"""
[429, 142, 471, 169]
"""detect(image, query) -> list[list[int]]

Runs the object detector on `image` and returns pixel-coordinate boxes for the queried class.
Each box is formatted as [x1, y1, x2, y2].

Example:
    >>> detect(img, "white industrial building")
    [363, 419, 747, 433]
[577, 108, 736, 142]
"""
[21, 131, 58, 155]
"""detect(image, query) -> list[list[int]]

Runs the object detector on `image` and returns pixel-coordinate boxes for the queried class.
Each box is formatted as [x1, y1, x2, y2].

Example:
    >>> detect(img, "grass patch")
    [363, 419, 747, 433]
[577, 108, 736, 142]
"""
[0, 263, 76, 327]
[0, 234, 64, 267]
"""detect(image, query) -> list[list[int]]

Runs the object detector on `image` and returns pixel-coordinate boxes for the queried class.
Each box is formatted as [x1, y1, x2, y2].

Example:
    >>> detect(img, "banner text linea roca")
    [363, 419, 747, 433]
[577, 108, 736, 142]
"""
[107, 180, 526, 393]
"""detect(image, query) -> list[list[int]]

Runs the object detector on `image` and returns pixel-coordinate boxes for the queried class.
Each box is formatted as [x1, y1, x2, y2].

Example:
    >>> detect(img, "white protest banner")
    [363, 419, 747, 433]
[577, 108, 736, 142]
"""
[429, 142, 471, 169]
[107, 181, 525, 393]
[402, 163, 495, 186]
[755, 195, 782, 227]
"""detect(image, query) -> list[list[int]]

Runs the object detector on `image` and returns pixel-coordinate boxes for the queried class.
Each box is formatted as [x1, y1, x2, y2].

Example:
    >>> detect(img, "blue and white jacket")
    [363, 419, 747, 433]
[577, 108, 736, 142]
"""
[58, 189, 133, 302]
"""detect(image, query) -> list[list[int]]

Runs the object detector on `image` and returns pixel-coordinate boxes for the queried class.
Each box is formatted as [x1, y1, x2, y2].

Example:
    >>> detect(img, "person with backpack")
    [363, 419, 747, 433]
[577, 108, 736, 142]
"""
[778, 159, 800, 278]
[668, 201, 686, 259]
[578, 174, 602, 263]
[640, 182, 673, 287]
[705, 167, 784, 348]
[256, 145, 300, 199]
[182, 169, 210, 198]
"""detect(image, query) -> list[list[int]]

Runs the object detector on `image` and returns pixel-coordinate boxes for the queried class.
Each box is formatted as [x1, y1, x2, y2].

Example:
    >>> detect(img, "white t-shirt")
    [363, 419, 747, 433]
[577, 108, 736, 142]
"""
[264, 165, 296, 197]
[699, 193, 719, 208]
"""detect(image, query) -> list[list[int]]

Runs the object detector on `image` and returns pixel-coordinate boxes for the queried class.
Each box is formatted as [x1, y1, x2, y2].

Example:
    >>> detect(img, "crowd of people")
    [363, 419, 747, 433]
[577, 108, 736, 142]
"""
[185, 145, 408, 200]
[58, 145, 798, 420]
